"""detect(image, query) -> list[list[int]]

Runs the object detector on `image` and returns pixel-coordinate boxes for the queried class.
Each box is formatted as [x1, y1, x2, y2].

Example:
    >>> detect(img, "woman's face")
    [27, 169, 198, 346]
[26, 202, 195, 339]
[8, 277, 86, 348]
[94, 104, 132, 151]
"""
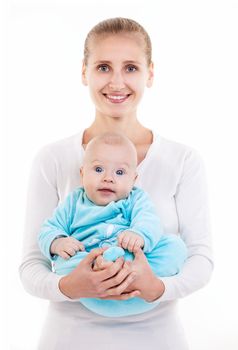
[82, 33, 154, 119]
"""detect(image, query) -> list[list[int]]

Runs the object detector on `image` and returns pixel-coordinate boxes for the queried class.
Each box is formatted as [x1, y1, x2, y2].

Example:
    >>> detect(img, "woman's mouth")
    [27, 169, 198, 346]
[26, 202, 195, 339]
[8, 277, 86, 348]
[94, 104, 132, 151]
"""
[103, 94, 131, 104]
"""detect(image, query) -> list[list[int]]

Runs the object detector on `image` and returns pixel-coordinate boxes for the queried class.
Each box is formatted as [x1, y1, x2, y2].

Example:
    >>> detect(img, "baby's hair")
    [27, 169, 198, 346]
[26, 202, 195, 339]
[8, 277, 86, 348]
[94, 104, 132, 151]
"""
[91, 132, 133, 146]
[86, 132, 135, 150]
[85, 132, 138, 166]
[84, 17, 152, 66]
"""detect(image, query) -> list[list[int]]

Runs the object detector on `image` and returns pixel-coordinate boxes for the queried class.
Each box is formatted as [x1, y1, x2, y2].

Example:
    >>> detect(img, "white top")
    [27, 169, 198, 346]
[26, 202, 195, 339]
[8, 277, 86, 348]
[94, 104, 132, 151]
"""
[19, 130, 213, 350]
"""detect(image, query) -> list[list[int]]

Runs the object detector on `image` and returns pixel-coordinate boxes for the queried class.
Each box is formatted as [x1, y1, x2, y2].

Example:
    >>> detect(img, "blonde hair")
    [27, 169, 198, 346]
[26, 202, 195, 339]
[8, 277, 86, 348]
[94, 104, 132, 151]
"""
[84, 17, 152, 66]
[84, 132, 138, 167]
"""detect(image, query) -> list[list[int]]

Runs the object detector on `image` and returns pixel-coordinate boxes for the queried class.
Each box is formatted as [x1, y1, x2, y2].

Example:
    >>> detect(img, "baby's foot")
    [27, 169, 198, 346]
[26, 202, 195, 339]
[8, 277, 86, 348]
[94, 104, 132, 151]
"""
[103, 246, 125, 262]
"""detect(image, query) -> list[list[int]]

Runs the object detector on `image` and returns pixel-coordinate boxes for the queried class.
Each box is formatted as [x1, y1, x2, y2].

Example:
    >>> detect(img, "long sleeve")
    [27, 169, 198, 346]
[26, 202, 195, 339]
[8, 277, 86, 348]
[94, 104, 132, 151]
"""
[128, 189, 164, 252]
[38, 192, 78, 260]
[158, 148, 213, 302]
[19, 147, 71, 301]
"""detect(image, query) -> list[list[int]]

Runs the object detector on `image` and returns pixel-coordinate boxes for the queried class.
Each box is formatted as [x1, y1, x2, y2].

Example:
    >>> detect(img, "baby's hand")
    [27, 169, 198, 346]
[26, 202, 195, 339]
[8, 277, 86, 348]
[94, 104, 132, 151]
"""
[118, 231, 144, 252]
[92, 254, 113, 271]
[50, 236, 85, 260]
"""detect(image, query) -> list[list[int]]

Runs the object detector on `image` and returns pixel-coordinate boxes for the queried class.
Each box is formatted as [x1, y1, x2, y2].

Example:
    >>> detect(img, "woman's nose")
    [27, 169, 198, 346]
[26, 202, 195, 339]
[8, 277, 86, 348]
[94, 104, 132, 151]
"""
[108, 72, 125, 90]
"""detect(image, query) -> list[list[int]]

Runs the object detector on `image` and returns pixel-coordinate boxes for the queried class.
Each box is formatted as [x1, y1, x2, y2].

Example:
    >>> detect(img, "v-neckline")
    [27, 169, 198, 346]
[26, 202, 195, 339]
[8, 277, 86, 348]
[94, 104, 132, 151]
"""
[78, 129, 159, 170]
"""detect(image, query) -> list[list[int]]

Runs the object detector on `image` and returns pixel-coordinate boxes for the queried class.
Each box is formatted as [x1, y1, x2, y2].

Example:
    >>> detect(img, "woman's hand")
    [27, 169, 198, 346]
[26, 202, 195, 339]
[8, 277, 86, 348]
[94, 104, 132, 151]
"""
[100, 248, 165, 302]
[130, 248, 165, 301]
[58, 247, 139, 300]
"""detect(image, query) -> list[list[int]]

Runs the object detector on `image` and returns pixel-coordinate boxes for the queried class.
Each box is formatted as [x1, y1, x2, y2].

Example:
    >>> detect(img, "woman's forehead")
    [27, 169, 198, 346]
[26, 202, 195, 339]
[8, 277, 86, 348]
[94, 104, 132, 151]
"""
[88, 33, 146, 59]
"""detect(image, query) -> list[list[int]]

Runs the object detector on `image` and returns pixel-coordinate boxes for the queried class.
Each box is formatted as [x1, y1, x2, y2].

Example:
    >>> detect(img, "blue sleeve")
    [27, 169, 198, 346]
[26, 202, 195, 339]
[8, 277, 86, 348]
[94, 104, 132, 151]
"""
[129, 188, 164, 252]
[38, 190, 78, 260]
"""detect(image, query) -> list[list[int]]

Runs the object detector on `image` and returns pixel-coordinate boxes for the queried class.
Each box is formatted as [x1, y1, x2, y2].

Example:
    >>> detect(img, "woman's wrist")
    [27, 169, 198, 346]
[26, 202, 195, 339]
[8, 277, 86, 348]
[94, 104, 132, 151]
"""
[145, 277, 165, 302]
[58, 275, 74, 299]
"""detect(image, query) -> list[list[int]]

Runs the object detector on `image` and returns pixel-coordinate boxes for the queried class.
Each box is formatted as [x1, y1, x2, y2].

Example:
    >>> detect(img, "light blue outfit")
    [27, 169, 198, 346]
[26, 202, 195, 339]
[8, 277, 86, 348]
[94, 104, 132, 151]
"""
[38, 187, 187, 317]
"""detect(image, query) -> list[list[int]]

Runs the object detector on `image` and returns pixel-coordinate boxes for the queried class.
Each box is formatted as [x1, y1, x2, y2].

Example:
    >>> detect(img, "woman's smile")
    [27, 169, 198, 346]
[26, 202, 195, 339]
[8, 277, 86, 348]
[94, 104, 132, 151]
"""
[103, 93, 131, 104]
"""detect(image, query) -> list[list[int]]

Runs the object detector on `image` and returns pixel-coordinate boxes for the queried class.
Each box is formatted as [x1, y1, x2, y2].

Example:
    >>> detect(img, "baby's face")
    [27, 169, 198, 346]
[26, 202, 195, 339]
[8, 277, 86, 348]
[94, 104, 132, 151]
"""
[80, 143, 137, 206]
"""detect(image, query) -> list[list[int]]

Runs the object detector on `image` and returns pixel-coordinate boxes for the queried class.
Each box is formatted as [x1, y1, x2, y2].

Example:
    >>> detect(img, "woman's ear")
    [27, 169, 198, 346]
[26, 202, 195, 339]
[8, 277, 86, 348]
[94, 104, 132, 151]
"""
[82, 61, 88, 86]
[146, 62, 154, 88]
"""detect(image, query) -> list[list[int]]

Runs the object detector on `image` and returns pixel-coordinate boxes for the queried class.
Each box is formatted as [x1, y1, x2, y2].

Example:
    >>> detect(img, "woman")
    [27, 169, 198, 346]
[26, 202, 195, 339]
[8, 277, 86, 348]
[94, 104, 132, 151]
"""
[19, 17, 213, 349]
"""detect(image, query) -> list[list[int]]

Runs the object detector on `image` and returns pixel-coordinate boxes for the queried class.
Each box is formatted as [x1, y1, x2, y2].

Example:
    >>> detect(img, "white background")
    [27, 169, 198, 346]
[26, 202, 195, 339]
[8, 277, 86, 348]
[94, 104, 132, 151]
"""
[3, 0, 238, 349]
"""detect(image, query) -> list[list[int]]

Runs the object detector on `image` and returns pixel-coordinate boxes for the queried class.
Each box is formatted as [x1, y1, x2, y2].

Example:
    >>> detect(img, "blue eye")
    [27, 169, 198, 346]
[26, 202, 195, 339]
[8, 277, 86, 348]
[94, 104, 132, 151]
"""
[95, 166, 103, 173]
[98, 64, 109, 72]
[126, 65, 137, 72]
[116, 169, 125, 176]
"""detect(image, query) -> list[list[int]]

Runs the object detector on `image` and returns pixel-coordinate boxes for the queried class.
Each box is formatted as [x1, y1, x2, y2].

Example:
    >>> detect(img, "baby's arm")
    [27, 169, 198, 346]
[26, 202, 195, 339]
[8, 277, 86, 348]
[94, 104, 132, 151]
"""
[38, 190, 80, 260]
[118, 230, 144, 252]
[127, 188, 164, 253]
[50, 236, 85, 260]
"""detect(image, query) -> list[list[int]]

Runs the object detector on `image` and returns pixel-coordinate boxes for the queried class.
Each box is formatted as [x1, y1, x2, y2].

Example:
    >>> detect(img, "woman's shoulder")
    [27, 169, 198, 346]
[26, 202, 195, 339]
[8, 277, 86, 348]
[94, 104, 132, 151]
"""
[33, 132, 84, 164]
[154, 134, 202, 164]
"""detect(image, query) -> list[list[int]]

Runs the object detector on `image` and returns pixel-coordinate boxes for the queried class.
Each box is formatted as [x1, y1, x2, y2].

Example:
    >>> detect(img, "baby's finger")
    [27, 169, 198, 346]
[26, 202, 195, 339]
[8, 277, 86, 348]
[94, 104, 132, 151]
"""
[74, 242, 85, 251]
[127, 237, 136, 252]
[66, 247, 77, 257]
[60, 251, 71, 260]
[131, 239, 141, 252]
[121, 235, 130, 249]
[78, 243, 85, 251]
[117, 233, 124, 247]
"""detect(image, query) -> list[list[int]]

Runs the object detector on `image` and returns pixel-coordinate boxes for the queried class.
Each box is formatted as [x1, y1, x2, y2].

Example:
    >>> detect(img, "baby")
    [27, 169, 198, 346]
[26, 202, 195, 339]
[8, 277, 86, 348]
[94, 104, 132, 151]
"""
[38, 132, 187, 317]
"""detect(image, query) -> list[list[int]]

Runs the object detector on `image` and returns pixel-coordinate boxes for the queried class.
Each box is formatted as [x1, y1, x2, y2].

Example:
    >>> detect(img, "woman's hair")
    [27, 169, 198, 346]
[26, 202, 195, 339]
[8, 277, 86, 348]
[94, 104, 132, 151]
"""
[83, 17, 152, 66]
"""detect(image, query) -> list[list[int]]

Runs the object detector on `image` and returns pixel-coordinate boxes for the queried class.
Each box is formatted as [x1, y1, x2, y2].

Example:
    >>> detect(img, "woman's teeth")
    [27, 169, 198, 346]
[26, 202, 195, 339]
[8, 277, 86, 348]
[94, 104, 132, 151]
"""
[105, 94, 130, 102]
[108, 95, 125, 100]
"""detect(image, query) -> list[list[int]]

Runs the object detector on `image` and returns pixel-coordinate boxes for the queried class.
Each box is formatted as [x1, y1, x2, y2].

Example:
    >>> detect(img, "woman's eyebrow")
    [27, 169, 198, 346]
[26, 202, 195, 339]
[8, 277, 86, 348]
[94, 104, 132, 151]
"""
[93, 60, 142, 65]
[93, 60, 111, 65]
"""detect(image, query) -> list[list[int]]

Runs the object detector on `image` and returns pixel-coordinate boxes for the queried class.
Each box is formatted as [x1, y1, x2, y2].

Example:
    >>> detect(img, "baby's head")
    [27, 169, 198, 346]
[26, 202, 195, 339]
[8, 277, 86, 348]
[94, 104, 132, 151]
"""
[80, 133, 138, 206]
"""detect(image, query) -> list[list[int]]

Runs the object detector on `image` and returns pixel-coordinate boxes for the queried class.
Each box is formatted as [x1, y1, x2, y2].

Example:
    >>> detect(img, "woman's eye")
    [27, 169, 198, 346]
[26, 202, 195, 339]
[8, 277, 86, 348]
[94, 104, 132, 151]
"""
[126, 65, 137, 72]
[98, 65, 109, 72]
[95, 167, 103, 173]
[116, 169, 125, 176]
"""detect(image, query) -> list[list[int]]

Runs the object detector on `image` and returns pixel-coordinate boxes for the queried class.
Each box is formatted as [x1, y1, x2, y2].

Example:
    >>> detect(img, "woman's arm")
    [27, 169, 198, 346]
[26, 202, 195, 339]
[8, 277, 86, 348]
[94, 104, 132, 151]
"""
[101, 149, 213, 303]
[19, 147, 136, 301]
[158, 150, 213, 301]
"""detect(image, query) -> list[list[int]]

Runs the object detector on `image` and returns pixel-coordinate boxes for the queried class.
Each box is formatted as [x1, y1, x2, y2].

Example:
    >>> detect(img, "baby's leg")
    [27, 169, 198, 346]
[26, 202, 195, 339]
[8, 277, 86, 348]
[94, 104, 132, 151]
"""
[53, 251, 89, 275]
[146, 234, 187, 277]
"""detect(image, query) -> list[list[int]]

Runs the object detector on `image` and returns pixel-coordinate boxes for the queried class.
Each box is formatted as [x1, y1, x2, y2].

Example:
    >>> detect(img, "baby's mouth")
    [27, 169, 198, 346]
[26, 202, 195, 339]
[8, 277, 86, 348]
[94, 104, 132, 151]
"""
[98, 188, 115, 194]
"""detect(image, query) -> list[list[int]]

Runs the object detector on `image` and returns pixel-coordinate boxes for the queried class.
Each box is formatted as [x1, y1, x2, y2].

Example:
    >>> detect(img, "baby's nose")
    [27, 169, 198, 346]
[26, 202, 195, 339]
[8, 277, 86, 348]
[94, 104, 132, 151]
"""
[103, 173, 114, 183]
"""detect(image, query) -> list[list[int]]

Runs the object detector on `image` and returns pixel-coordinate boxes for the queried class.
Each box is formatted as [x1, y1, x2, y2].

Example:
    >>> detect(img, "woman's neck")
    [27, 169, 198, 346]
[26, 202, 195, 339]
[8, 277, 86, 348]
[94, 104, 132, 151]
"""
[82, 114, 152, 146]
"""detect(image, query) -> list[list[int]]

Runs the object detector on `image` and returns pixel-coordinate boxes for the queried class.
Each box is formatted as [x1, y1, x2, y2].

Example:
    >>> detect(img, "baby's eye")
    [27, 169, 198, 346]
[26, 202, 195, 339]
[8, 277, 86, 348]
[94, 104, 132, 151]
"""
[95, 166, 103, 173]
[126, 65, 137, 72]
[98, 64, 110, 72]
[116, 169, 125, 176]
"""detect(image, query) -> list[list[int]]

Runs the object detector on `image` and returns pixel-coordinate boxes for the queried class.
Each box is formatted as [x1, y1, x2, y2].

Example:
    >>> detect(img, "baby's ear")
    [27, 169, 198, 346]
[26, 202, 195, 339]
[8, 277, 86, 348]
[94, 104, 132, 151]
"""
[134, 173, 138, 183]
[79, 167, 84, 185]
